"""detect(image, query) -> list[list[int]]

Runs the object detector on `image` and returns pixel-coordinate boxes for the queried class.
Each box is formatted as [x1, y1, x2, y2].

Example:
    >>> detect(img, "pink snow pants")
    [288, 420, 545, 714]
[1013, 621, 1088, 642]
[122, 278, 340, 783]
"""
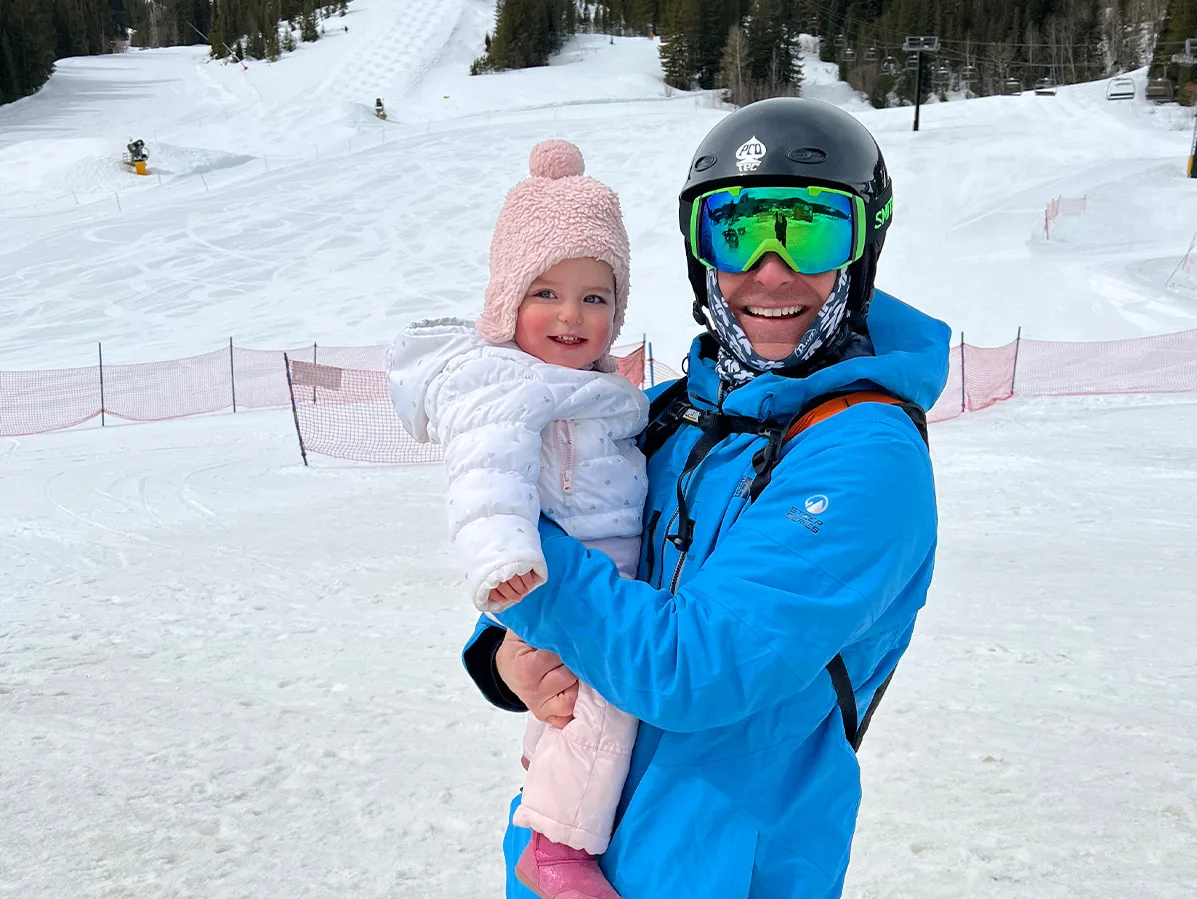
[512, 537, 639, 855]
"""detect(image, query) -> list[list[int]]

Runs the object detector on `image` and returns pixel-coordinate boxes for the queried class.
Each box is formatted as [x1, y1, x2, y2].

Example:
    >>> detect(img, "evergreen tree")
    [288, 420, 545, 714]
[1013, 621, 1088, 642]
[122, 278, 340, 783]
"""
[209, 0, 229, 57]
[1152, 0, 1197, 102]
[0, 0, 58, 103]
[658, 0, 698, 88]
[486, 0, 573, 70]
[300, 0, 318, 41]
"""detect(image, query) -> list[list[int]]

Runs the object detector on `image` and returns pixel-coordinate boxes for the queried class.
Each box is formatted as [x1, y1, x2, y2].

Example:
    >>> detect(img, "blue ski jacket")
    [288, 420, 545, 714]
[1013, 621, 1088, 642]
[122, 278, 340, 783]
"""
[462, 291, 951, 898]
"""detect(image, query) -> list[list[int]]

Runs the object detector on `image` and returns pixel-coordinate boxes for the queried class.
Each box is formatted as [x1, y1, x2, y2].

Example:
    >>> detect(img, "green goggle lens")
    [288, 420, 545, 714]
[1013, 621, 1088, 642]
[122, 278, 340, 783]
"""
[690, 185, 866, 275]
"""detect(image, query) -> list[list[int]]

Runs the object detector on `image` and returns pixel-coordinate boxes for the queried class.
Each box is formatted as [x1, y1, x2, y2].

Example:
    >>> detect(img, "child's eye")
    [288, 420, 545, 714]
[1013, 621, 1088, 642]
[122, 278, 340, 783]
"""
[584, 294, 608, 304]
[534, 289, 554, 299]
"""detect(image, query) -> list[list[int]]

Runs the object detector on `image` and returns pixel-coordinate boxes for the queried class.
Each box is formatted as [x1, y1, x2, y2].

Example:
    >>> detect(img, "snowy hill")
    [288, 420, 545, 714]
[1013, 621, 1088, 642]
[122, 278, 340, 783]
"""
[1, 1, 1194, 370]
[2, 7, 1196, 898]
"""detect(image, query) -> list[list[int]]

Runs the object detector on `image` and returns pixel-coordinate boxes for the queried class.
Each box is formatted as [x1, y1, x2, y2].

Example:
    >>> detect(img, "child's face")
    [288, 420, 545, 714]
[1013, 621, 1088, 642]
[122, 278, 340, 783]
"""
[513, 257, 617, 370]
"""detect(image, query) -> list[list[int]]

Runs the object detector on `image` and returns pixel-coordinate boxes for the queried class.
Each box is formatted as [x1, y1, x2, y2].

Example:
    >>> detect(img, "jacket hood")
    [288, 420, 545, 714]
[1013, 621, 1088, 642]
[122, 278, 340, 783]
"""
[684, 291, 951, 420]
[387, 318, 485, 443]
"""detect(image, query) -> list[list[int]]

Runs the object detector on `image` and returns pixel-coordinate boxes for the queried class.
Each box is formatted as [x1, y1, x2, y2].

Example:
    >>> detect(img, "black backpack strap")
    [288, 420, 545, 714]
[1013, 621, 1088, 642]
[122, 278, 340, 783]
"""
[826, 654, 860, 749]
[666, 412, 750, 553]
[641, 376, 691, 460]
[826, 654, 900, 753]
[856, 665, 897, 747]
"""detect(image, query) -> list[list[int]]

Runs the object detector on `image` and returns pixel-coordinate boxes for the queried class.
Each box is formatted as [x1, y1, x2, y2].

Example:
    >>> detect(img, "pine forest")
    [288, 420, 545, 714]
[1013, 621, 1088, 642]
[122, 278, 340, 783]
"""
[3, 0, 1196, 108]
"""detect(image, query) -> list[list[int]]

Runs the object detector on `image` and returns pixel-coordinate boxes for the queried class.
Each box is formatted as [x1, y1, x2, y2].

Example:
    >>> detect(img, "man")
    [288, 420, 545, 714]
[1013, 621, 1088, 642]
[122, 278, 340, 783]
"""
[463, 98, 951, 898]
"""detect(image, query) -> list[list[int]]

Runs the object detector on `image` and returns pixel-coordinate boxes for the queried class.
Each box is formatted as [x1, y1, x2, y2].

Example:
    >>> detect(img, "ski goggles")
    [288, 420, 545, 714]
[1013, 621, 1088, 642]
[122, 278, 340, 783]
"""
[688, 185, 868, 275]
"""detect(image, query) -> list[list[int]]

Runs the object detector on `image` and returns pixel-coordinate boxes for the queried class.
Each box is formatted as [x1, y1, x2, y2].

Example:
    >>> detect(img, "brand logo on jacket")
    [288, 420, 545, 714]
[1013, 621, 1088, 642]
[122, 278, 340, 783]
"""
[787, 505, 824, 534]
[736, 136, 767, 173]
[804, 494, 829, 515]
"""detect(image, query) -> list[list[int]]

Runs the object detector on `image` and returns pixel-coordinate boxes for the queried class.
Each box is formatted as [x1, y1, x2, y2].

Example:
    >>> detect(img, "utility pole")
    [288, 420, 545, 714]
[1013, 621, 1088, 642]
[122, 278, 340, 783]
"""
[903, 35, 940, 133]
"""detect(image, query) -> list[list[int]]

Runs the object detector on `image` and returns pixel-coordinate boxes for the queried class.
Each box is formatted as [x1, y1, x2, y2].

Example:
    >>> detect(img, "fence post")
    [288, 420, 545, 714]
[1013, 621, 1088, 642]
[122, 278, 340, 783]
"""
[1165, 232, 1197, 289]
[959, 332, 966, 413]
[1010, 327, 1022, 397]
[114, 191, 122, 212]
[647, 341, 655, 388]
[98, 341, 106, 427]
[229, 337, 237, 413]
[312, 342, 318, 404]
[283, 353, 309, 467]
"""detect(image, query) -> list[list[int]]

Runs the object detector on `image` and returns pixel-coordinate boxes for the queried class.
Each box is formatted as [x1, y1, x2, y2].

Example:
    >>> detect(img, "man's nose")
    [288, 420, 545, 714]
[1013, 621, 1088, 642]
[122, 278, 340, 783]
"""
[752, 253, 794, 289]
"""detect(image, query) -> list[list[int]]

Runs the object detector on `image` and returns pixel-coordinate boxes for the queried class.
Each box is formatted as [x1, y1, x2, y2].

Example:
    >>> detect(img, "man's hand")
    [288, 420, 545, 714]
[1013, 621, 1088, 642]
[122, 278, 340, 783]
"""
[488, 570, 543, 609]
[495, 630, 578, 727]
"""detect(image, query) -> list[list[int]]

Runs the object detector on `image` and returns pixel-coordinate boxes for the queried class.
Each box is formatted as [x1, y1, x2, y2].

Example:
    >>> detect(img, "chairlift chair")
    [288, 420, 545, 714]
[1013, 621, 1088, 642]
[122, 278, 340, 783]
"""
[835, 34, 847, 49]
[961, 64, 978, 84]
[906, 54, 920, 73]
[881, 56, 899, 76]
[932, 65, 951, 87]
[1003, 78, 1022, 96]
[1033, 77, 1058, 96]
[863, 46, 879, 63]
[842, 47, 857, 63]
[1105, 77, 1135, 101]
[1145, 77, 1175, 103]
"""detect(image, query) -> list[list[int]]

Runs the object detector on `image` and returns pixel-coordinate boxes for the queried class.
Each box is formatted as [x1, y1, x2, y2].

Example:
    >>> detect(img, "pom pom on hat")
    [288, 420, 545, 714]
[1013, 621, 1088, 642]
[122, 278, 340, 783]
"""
[477, 140, 630, 371]
[529, 140, 586, 179]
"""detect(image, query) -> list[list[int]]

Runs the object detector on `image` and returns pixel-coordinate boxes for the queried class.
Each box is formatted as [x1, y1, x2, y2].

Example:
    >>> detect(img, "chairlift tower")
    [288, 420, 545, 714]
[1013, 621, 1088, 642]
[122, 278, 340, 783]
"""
[902, 35, 940, 132]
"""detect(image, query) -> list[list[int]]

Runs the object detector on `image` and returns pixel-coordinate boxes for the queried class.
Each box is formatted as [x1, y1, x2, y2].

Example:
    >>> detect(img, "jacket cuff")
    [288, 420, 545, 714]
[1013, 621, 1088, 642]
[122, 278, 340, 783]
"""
[462, 623, 527, 713]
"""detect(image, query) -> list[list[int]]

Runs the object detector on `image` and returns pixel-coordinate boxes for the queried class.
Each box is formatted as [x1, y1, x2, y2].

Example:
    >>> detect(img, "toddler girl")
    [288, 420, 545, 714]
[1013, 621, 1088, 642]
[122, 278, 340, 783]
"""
[387, 140, 644, 899]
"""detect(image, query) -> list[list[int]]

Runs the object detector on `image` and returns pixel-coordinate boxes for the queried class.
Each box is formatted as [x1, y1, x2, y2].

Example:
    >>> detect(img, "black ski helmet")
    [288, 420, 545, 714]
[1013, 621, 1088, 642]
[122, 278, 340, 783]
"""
[679, 97, 893, 326]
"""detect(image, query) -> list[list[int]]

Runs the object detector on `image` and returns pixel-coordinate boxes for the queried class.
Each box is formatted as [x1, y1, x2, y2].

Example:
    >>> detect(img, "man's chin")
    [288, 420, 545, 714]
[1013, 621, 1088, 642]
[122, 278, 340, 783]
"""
[735, 319, 811, 360]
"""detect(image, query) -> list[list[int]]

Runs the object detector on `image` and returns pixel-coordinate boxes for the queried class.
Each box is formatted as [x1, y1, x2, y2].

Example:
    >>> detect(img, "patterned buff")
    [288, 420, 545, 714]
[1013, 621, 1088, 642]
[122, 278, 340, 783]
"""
[705, 266, 853, 388]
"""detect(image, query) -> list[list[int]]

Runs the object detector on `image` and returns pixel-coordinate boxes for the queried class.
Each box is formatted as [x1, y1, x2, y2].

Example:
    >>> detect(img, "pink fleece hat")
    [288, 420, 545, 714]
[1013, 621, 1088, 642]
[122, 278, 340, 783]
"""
[477, 140, 630, 371]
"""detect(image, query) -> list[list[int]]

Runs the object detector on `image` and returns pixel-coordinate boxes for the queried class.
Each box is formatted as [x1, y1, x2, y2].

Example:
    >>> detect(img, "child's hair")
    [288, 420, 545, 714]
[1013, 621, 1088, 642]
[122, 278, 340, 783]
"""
[477, 140, 630, 372]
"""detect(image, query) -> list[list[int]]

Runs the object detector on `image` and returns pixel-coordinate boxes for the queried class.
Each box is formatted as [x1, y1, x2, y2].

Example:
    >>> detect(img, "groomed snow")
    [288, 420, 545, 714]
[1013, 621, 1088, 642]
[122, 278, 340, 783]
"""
[1, 3, 1195, 896]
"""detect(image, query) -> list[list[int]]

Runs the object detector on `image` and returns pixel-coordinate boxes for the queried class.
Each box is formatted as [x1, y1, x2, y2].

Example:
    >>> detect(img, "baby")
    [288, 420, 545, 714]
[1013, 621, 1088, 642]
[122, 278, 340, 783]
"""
[388, 140, 645, 899]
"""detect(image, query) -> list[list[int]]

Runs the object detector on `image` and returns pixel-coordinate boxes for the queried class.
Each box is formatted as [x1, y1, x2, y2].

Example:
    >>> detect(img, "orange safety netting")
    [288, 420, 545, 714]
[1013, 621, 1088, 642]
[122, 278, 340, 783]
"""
[288, 329, 1197, 464]
[5, 331, 1197, 453]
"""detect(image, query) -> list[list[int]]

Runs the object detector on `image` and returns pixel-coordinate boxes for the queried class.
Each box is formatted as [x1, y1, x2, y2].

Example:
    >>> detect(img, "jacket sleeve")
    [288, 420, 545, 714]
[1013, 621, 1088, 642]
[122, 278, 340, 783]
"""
[496, 407, 938, 733]
[462, 616, 526, 712]
[430, 352, 557, 613]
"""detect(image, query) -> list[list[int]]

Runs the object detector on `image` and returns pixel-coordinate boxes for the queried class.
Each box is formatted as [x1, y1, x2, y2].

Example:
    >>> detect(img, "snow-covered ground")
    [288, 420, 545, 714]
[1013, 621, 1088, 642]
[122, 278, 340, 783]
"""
[2, 2, 1195, 896]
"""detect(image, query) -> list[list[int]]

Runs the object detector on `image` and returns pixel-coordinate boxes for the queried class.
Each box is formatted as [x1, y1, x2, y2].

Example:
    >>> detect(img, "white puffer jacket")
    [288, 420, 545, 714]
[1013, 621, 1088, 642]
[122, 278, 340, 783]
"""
[387, 318, 649, 612]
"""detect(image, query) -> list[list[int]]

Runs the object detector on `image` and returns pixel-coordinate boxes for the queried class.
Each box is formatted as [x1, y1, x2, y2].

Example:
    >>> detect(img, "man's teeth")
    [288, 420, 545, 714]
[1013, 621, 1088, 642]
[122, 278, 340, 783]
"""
[745, 305, 804, 318]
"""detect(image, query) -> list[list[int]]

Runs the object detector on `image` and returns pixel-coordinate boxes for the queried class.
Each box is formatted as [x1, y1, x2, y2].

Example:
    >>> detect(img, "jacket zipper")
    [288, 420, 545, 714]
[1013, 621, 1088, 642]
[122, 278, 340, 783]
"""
[657, 508, 679, 589]
[669, 546, 688, 594]
[554, 420, 576, 504]
[644, 510, 662, 582]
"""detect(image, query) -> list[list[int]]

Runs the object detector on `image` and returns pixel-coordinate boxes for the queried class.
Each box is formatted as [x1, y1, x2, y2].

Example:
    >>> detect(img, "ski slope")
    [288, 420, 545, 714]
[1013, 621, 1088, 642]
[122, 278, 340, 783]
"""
[2, 3, 1195, 897]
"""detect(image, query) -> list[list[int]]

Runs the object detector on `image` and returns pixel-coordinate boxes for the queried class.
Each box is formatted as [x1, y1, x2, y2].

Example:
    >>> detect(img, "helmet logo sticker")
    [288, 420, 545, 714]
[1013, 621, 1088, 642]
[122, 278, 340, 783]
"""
[735, 136, 767, 173]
